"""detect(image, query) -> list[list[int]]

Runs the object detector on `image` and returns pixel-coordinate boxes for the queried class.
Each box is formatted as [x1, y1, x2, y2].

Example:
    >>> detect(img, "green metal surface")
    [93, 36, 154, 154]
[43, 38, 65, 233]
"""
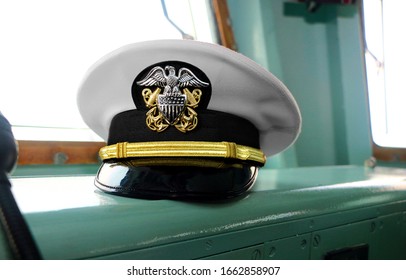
[5, 165, 406, 259]
[12, 164, 100, 177]
[310, 212, 406, 259]
[227, 0, 371, 167]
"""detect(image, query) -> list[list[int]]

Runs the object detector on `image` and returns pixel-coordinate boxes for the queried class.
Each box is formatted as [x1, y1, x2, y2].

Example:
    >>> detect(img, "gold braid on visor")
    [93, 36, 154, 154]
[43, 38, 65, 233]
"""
[99, 141, 266, 165]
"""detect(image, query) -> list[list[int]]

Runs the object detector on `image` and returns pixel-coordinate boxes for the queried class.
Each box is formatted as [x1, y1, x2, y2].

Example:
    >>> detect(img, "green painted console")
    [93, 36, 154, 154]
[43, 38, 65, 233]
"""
[3, 165, 406, 259]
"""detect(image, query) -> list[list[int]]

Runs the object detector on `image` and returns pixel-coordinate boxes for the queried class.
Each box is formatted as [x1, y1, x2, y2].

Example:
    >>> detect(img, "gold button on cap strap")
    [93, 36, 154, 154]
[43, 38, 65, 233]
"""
[99, 141, 266, 165]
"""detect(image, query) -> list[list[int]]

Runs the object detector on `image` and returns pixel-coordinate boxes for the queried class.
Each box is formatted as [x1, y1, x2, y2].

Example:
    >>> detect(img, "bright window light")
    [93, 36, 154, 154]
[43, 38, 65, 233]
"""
[363, 0, 406, 148]
[0, 0, 216, 141]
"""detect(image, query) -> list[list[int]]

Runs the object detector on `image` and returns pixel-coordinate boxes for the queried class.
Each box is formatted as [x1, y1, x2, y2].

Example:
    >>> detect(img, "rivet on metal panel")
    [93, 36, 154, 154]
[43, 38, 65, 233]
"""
[312, 234, 321, 247]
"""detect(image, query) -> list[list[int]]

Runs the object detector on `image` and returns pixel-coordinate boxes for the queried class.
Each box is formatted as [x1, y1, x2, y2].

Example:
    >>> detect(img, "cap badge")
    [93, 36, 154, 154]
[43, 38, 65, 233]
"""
[137, 65, 209, 133]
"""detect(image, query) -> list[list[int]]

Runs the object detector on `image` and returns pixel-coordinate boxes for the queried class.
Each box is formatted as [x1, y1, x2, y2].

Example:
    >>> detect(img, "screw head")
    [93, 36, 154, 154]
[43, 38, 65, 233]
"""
[313, 234, 321, 247]
[301, 239, 307, 249]
[268, 246, 276, 257]
[251, 249, 262, 260]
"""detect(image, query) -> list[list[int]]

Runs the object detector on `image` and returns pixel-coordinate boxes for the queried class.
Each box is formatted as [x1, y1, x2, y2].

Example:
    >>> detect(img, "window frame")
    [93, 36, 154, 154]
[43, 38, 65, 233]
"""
[360, 0, 406, 164]
[373, 144, 406, 163]
[16, 0, 235, 167]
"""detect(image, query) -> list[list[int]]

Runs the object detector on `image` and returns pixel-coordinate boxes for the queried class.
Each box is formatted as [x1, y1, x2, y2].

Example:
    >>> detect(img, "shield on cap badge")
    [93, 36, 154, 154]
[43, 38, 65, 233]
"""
[157, 86, 187, 124]
[136, 64, 209, 132]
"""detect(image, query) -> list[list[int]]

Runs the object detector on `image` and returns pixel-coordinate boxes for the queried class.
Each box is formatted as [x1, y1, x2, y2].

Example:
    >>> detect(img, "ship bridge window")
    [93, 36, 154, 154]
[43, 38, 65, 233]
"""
[0, 0, 228, 167]
[363, 0, 406, 150]
[0, 0, 217, 142]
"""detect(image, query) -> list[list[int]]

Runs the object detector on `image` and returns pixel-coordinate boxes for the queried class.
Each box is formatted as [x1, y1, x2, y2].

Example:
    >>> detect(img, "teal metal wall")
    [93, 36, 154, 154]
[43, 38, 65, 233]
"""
[227, 0, 372, 168]
[7, 166, 406, 259]
[12, 164, 99, 177]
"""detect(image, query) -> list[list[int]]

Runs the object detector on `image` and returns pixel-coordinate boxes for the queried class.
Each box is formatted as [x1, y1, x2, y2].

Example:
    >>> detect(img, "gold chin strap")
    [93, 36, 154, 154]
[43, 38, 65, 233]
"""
[99, 141, 266, 165]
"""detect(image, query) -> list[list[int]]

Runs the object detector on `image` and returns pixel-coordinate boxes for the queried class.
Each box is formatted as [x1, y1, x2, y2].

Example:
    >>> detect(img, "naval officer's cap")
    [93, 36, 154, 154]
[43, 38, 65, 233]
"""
[78, 40, 301, 199]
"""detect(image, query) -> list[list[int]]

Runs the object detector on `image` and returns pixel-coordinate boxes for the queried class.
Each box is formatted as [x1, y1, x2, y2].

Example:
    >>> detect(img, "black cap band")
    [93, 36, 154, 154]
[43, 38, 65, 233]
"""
[107, 109, 260, 149]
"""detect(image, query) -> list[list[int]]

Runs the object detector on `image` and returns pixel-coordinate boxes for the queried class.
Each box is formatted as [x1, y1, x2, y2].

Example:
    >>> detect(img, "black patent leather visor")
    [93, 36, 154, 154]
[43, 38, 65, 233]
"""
[95, 158, 258, 199]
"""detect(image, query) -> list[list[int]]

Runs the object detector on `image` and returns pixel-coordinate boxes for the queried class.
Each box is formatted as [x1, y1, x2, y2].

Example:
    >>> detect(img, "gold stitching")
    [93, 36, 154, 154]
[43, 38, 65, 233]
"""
[99, 141, 266, 165]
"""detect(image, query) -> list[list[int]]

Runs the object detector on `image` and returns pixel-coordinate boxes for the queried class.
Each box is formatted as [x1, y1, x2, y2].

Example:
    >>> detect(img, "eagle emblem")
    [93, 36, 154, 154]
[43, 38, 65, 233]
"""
[137, 65, 209, 133]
